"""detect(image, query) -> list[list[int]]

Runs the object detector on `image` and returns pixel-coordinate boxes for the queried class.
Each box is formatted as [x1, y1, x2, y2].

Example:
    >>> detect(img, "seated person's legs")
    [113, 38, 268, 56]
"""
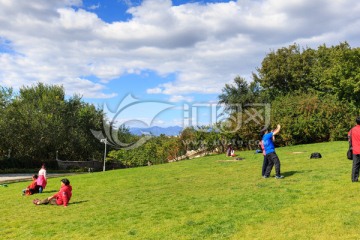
[34, 198, 57, 205]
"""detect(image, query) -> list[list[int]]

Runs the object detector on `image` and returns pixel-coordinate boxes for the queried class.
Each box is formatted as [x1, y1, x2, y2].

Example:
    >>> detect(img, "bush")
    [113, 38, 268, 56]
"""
[271, 92, 357, 145]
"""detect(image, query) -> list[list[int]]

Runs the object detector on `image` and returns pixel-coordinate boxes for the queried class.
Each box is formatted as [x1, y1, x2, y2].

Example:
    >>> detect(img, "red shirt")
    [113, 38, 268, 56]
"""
[53, 185, 72, 206]
[348, 125, 360, 154]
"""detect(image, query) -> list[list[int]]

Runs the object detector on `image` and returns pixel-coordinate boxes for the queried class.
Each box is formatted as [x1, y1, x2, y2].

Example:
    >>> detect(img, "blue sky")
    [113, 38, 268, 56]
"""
[1, 0, 360, 129]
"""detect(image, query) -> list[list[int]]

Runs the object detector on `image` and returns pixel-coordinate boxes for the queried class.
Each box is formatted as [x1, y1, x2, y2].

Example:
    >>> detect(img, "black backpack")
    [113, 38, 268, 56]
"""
[310, 152, 322, 159]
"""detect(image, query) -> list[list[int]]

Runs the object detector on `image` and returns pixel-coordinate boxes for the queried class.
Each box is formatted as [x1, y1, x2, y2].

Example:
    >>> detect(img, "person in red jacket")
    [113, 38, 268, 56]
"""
[22, 174, 40, 196]
[349, 116, 360, 182]
[33, 178, 72, 207]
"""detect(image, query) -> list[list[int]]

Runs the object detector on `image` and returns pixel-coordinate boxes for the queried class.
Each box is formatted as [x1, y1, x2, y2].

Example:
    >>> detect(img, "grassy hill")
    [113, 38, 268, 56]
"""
[1, 141, 358, 239]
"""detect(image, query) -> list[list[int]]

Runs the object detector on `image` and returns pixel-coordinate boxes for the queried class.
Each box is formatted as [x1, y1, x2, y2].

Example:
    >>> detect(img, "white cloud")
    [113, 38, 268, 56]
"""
[58, 8, 103, 30]
[88, 3, 100, 10]
[147, 87, 162, 94]
[0, 0, 359, 99]
[62, 77, 118, 98]
[168, 95, 194, 103]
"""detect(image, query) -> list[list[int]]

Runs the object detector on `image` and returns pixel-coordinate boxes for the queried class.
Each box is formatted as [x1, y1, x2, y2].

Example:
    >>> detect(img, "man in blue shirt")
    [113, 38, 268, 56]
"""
[261, 124, 284, 179]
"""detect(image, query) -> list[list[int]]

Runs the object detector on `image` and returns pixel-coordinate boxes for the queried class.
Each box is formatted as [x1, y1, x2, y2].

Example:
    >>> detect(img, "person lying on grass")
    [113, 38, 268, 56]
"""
[33, 178, 72, 207]
[22, 174, 40, 196]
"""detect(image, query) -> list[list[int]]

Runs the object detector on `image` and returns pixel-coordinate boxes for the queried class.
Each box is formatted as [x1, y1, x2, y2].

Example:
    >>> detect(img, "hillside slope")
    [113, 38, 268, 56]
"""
[1, 141, 358, 239]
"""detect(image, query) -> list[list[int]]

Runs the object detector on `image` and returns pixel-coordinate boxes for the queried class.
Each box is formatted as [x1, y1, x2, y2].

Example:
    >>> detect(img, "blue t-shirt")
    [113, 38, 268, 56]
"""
[262, 132, 275, 154]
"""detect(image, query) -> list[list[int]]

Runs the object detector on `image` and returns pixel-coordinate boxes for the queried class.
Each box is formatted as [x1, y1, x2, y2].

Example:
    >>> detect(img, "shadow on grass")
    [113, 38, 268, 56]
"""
[70, 200, 89, 205]
[42, 190, 57, 194]
[283, 170, 312, 177]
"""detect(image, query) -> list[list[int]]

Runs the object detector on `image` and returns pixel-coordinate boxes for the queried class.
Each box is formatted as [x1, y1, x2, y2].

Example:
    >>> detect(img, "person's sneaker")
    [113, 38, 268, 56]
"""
[33, 199, 40, 205]
[275, 175, 284, 179]
[263, 175, 269, 178]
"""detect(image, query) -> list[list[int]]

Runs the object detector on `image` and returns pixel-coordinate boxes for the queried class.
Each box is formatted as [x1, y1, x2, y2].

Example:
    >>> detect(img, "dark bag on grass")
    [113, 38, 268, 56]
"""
[348, 130, 353, 160]
[310, 152, 322, 159]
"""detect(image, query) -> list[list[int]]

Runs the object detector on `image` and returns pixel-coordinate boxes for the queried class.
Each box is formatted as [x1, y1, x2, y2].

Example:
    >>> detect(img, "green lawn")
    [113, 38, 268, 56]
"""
[1, 141, 358, 239]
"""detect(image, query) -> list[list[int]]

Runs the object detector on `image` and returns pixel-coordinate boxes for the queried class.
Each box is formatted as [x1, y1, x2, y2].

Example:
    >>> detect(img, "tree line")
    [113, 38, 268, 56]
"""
[218, 41, 359, 147]
[1, 41, 359, 170]
[0, 83, 105, 169]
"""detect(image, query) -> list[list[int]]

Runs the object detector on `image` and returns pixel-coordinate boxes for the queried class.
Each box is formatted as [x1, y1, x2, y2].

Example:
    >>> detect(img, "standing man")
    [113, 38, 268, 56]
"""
[349, 116, 360, 182]
[261, 124, 284, 179]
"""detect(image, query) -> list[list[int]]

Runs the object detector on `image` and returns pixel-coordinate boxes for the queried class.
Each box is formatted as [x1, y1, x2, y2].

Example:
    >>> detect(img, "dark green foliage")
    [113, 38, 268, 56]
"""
[253, 44, 316, 100]
[0, 83, 104, 169]
[107, 135, 185, 167]
[220, 42, 360, 147]
[219, 76, 264, 111]
[254, 42, 360, 104]
[271, 93, 357, 145]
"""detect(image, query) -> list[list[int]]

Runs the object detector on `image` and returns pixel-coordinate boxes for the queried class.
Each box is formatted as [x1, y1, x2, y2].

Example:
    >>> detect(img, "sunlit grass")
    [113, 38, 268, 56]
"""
[1, 141, 357, 239]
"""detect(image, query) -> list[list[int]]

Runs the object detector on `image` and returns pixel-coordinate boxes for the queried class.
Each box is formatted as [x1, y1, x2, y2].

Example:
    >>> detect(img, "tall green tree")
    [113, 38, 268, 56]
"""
[0, 83, 105, 167]
[253, 43, 316, 100]
[253, 42, 360, 105]
[218, 76, 261, 112]
[311, 42, 360, 105]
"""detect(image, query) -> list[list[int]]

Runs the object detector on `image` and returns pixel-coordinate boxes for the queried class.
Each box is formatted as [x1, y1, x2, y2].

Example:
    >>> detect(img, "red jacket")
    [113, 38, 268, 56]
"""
[53, 185, 72, 206]
[349, 125, 360, 155]
[25, 180, 39, 195]
[28, 180, 37, 190]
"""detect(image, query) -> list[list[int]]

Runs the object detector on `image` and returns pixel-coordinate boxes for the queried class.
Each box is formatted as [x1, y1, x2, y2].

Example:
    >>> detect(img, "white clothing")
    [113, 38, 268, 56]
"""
[38, 168, 47, 179]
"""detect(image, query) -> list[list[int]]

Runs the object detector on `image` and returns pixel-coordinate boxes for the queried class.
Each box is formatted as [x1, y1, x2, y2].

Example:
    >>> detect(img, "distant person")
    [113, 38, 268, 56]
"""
[33, 178, 72, 207]
[226, 144, 233, 157]
[36, 164, 47, 193]
[261, 124, 284, 179]
[22, 174, 39, 196]
[348, 116, 360, 182]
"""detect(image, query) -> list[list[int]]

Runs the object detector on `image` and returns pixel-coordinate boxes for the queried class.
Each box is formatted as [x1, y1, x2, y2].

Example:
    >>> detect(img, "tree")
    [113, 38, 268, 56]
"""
[253, 42, 360, 105]
[311, 42, 360, 105]
[179, 126, 197, 152]
[218, 42, 360, 148]
[3, 83, 66, 161]
[271, 92, 357, 145]
[253, 43, 316, 100]
[0, 83, 105, 168]
[218, 76, 260, 112]
[60, 95, 104, 161]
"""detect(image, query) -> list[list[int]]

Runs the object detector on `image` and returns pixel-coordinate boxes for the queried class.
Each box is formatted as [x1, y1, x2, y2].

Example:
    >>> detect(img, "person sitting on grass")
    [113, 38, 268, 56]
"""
[33, 178, 72, 207]
[22, 174, 40, 196]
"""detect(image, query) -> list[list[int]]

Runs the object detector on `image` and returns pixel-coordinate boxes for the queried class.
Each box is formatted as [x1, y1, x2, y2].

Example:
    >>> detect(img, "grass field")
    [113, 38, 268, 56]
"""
[1, 141, 358, 239]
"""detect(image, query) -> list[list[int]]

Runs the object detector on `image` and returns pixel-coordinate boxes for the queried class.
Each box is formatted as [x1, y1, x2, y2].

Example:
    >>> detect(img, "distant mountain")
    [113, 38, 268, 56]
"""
[129, 126, 183, 136]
